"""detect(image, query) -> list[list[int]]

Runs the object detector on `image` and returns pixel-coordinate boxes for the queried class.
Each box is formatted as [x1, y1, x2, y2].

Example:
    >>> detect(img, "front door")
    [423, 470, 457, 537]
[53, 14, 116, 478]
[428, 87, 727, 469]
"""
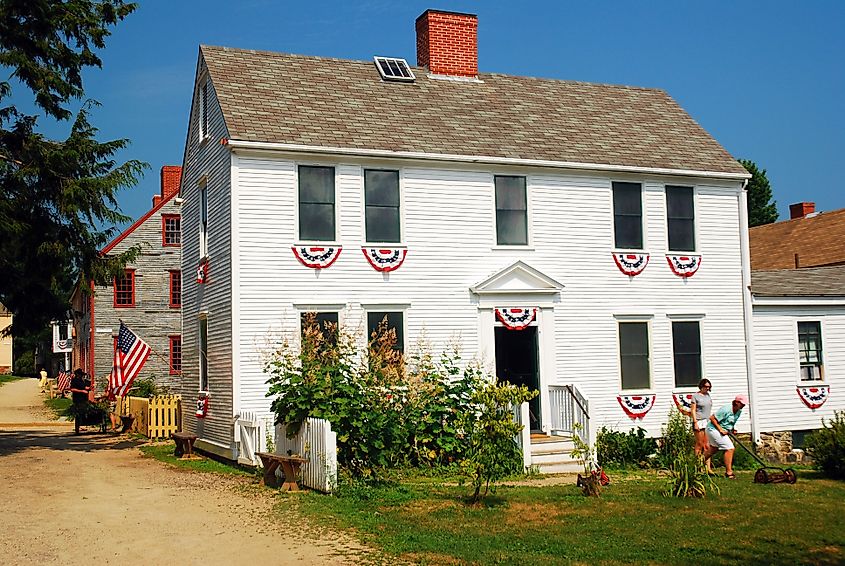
[495, 326, 541, 432]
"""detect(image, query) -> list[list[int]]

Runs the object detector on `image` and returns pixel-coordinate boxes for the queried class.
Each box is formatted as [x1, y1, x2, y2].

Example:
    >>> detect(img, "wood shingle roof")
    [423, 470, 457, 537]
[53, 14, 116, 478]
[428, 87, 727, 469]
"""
[200, 45, 747, 176]
[749, 208, 845, 271]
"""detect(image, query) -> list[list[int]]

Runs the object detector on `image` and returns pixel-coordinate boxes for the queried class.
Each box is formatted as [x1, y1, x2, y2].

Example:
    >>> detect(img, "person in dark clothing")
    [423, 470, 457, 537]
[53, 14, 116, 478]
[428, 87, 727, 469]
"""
[69, 368, 90, 406]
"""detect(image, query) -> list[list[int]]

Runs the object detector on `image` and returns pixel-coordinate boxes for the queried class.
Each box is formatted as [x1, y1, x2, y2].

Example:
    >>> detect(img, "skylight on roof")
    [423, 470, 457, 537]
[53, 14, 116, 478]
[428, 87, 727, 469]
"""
[374, 56, 415, 82]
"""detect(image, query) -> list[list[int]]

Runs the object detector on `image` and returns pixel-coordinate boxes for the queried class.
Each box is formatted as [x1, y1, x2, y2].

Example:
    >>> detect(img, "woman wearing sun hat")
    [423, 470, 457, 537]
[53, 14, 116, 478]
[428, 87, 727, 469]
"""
[705, 394, 749, 479]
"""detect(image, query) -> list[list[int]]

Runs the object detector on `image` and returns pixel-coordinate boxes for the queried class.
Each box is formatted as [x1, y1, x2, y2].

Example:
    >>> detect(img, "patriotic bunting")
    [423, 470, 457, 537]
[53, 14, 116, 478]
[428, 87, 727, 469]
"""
[613, 253, 649, 276]
[362, 247, 407, 272]
[672, 392, 694, 415]
[196, 259, 209, 284]
[666, 255, 702, 278]
[617, 394, 656, 419]
[495, 307, 537, 330]
[109, 322, 151, 397]
[797, 384, 830, 409]
[292, 246, 342, 269]
[57, 371, 72, 392]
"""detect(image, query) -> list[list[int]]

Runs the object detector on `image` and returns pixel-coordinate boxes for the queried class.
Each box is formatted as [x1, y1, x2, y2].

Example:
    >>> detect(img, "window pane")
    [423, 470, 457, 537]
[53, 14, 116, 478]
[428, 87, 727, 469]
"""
[367, 311, 404, 352]
[668, 218, 696, 252]
[366, 207, 400, 243]
[495, 176, 527, 209]
[365, 170, 399, 207]
[619, 322, 650, 390]
[299, 203, 335, 241]
[667, 186, 694, 218]
[613, 182, 642, 214]
[199, 319, 208, 391]
[299, 166, 335, 204]
[614, 216, 643, 249]
[496, 210, 528, 245]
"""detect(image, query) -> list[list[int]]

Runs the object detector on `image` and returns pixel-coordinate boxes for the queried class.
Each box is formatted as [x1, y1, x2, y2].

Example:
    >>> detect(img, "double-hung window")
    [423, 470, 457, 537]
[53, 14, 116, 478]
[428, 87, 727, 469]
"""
[612, 182, 643, 249]
[199, 80, 209, 141]
[199, 317, 208, 391]
[169, 271, 181, 308]
[301, 311, 339, 347]
[495, 175, 528, 245]
[667, 185, 695, 252]
[169, 335, 182, 375]
[364, 169, 400, 243]
[798, 321, 823, 381]
[162, 214, 181, 246]
[367, 311, 405, 353]
[619, 321, 650, 390]
[672, 321, 702, 387]
[199, 179, 208, 257]
[298, 166, 336, 241]
[114, 270, 135, 307]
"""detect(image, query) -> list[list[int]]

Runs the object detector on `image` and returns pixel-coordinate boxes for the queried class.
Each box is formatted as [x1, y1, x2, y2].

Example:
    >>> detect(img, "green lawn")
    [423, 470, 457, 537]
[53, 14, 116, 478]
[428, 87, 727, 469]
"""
[43, 395, 72, 418]
[139, 442, 259, 478]
[280, 469, 845, 565]
[0, 374, 24, 386]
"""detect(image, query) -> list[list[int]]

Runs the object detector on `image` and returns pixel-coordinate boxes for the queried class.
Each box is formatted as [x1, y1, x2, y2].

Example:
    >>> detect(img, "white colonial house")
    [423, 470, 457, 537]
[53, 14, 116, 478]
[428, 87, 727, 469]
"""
[177, 10, 755, 468]
[751, 266, 845, 459]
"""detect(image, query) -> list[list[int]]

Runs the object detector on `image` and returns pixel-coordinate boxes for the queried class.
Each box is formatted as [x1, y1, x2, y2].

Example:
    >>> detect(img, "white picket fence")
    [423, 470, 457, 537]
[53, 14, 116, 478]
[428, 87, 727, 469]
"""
[275, 418, 338, 493]
[233, 410, 274, 466]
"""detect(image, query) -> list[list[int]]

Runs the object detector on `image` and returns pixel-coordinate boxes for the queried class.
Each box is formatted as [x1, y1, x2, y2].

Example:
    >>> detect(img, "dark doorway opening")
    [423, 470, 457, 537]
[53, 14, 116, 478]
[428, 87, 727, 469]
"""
[495, 326, 541, 432]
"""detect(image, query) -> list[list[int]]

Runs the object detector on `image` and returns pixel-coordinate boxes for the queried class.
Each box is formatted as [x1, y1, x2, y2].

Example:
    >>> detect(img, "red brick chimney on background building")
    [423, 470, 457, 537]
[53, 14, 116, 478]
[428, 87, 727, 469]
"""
[416, 10, 478, 78]
[153, 165, 182, 207]
[789, 201, 815, 219]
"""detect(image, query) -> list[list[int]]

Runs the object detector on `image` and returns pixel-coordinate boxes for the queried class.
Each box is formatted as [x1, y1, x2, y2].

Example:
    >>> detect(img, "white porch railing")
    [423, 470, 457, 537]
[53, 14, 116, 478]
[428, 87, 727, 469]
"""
[512, 402, 532, 470]
[275, 418, 338, 493]
[549, 384, 590, 445]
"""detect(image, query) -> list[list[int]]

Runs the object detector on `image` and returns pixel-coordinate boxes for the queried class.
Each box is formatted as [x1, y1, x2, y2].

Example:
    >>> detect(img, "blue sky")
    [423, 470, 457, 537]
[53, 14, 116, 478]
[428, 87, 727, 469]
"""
[11, 1, 845, 226]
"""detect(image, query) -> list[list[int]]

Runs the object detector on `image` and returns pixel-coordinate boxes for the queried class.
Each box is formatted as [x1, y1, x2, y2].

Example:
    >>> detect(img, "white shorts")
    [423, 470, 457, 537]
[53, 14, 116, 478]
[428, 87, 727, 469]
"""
[707, 427, 734, 451]
[694, 419, 709, 431]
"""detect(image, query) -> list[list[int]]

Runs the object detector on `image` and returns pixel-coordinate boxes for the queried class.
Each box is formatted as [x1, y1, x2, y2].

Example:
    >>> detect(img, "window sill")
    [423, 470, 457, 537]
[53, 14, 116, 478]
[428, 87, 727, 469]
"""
[363, 243, 406, 248]
[619, 389, 656, 396]
[492, 245, 534, 251]
[114, 304, 136, 309]
[613, 248, 648, 254]
[295, 242, 341, 247]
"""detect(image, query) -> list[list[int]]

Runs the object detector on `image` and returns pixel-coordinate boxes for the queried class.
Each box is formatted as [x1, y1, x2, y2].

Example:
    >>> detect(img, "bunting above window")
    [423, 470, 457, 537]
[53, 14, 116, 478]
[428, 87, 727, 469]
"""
[797, 384, 829, 409]
[196, 259, 209, 284]
[666, 255, 701, 278]
[617, 394, 656, 419]
[495, 307, 537, 330]
[672, 392, 694, 416]
[362, 247, 407, 272]
[292, 246, 342, 269]
[613, 253, 649, 276]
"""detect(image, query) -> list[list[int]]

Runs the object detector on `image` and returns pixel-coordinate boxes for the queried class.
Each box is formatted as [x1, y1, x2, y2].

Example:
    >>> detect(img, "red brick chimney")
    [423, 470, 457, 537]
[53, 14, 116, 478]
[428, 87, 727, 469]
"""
[789, 202, 815, 219]
[161, 165, 182, 199]
[416, 10, 478, 78]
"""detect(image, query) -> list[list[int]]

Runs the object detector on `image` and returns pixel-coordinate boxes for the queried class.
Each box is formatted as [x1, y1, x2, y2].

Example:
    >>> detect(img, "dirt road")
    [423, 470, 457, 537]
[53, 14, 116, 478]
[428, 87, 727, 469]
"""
[0, 378, 369, 565]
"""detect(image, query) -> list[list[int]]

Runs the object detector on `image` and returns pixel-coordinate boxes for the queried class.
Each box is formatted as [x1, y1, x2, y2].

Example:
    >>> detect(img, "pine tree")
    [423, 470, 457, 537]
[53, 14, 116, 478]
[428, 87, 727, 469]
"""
[739, 159, 779, 227]
[0, 1, 145, 334]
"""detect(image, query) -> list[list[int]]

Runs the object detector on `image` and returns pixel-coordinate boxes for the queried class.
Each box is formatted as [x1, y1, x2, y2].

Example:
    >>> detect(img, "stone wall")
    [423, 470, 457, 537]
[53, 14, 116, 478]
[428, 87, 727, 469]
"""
[757, 431, 810, 464]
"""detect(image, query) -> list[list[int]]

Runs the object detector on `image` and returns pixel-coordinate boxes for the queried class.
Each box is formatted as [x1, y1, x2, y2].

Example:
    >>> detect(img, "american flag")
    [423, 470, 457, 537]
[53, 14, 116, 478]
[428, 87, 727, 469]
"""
[57, 371, 71, 392]
[110, 322, 151, 397]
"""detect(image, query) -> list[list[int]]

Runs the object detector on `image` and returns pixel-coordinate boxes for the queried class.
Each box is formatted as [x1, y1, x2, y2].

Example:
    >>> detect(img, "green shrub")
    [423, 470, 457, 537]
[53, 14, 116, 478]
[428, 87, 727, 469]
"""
[656, 408, 695, 468]
[596, 426, 657, 468]
[458, 380, 536, 503]
[126, 376, 169, 397]
[804, 411, 845, 479]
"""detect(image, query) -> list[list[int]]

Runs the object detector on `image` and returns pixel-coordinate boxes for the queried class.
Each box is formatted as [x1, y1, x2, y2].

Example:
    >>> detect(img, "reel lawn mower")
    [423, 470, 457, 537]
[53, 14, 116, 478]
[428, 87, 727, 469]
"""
[729, 432, 797, 484]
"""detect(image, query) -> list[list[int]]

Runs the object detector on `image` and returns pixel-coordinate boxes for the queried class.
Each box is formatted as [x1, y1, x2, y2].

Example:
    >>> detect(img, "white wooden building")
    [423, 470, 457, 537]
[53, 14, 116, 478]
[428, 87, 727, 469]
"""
[176, 10, 755, 464]
[751, 266, 845, 452]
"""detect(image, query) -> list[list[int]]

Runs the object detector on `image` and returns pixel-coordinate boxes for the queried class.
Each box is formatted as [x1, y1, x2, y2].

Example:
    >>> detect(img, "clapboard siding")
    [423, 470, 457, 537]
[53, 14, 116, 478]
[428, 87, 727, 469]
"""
[179, 54, 234, 451]
[753, 305, 845, 432]
[92, 197, 181, 389]
[232, 156, 748, 437]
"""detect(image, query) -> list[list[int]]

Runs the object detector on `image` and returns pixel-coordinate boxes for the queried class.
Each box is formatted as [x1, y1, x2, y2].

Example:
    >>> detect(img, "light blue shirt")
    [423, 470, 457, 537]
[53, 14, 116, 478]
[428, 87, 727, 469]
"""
[707, 404, 742, 432]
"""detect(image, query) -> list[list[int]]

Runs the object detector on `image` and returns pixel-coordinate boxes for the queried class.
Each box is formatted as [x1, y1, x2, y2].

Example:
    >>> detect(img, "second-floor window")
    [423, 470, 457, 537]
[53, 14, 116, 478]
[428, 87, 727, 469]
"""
[495, 175, 528, 245]
[162, 214, 181, 246]
[169, 271, 181, 308]
[365, 169, 400, 243]
[613, 182, 643, 250]
[199, 179, 208, 257]
[114, 270, 135, 307]
[169, 335, 182, 374]
[798, 321, 823, 381]
[199, 317, 208, 391]
[667, 185, 695, 252]
[199, 80, 209, 140]
[298, 165, 335, 242]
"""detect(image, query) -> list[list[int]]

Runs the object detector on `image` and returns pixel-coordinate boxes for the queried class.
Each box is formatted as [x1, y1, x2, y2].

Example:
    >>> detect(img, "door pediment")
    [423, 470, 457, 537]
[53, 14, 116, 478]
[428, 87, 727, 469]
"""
[470, 261, 563, 306]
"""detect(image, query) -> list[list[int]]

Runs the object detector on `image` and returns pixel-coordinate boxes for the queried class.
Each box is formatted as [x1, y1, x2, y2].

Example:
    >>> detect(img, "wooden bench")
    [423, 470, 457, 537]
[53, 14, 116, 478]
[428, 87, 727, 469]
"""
[255, 452, 308, 491]
[171, 432, 199, 459]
